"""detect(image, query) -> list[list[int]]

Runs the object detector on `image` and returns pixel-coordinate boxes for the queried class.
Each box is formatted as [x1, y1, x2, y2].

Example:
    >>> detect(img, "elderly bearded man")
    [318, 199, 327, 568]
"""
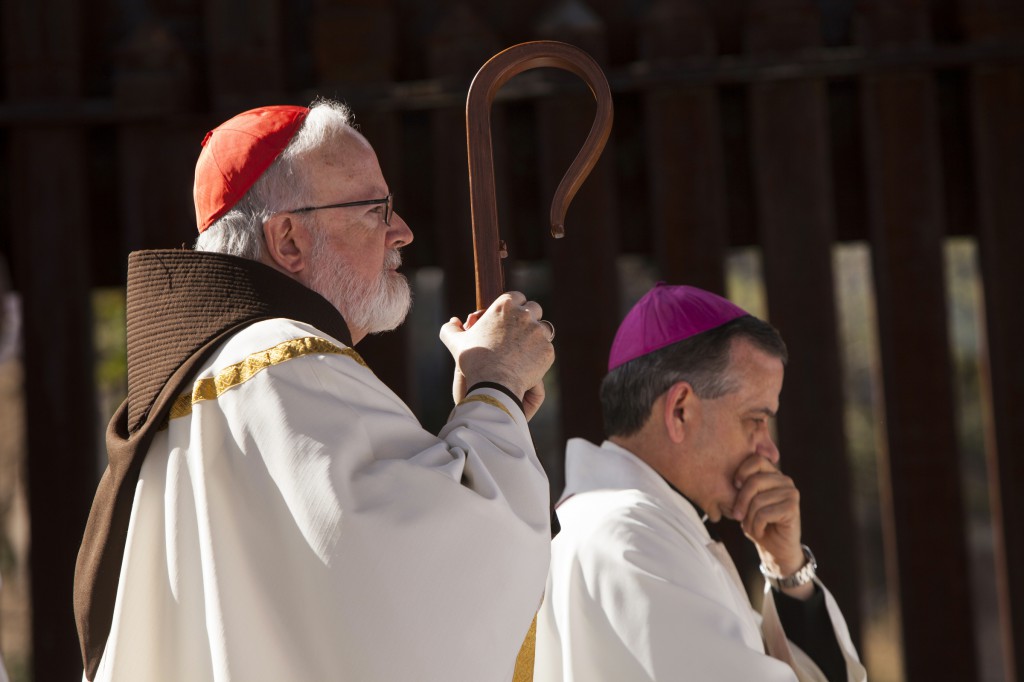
[74, 100, 555, 682]
[535, 284, 866, 681]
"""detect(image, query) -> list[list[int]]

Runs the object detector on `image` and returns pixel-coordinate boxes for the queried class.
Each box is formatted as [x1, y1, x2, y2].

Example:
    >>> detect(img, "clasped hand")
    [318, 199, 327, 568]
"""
[729, 453, 813, 599]
[439, 291, 554, 421]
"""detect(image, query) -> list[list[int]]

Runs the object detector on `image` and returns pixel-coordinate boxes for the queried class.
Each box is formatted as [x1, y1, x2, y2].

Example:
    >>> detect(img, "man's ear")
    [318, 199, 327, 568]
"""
[662, 381, 695, 444]
[263, 213, 309, 276]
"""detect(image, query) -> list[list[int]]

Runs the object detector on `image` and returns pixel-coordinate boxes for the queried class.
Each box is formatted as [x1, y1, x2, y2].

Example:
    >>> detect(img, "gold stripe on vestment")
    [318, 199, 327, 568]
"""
[458, 394, 515, 421]
[169, 336, 364, 421]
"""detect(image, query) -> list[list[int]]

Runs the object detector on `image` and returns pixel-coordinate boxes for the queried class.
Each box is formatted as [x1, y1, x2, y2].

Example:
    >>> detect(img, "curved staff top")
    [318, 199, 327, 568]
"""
[466, 40, 615, 310]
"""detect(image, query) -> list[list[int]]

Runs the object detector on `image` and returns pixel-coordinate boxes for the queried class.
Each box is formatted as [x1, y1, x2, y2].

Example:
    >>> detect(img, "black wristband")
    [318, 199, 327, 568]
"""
[467, 382, 525, 415]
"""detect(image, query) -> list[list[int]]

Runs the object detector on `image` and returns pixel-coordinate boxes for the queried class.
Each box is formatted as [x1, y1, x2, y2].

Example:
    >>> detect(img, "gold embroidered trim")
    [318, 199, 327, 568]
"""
[169, 337, 364, 421]
[458, 394, 515, 421]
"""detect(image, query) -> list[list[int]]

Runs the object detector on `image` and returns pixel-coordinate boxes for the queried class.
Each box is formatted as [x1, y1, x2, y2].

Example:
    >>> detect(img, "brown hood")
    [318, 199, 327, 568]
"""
[74, 249, 351, 679]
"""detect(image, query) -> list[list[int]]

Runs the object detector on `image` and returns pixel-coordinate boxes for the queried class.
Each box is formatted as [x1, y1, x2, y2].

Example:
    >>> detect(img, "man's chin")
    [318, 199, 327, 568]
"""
[367, 285, 412, 334]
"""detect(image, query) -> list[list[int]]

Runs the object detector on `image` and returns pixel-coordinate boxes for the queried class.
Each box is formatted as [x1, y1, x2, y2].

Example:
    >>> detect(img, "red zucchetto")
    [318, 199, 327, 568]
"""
[193, 105, 309, 233]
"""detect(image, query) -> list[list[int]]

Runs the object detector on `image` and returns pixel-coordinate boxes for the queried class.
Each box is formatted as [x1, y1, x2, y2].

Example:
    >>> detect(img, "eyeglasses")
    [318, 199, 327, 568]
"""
[287, 193, 393, 225]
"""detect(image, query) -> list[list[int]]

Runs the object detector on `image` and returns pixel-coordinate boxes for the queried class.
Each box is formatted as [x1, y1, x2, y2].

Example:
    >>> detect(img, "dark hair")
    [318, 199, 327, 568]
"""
[599, 315, 787, 437]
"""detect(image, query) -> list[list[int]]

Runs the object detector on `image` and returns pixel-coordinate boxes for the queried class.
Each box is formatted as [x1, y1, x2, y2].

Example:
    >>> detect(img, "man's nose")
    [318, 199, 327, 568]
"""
[388, 212, 414, 248]
[758, 434, 780, 466]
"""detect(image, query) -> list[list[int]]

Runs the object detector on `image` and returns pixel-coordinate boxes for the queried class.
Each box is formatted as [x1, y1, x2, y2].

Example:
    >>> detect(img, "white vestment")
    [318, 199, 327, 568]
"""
[535, 439, 866, 682]
[93, 318, 550, 682]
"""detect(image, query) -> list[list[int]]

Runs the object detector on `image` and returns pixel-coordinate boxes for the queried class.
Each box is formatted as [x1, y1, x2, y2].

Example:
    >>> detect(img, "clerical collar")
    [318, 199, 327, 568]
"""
[658, 475, 721, 541]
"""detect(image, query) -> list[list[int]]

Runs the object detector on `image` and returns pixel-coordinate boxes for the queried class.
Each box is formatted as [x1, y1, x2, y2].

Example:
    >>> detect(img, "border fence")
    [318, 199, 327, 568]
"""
[1, 1, 1022, 680]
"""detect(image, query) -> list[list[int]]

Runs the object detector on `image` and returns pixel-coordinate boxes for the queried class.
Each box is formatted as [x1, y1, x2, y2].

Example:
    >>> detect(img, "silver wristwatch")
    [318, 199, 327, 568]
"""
[759, 544, 817, 590]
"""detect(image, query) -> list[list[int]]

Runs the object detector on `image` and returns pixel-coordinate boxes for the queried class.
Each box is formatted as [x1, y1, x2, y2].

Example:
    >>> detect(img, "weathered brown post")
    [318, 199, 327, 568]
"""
[203, 0, 288, 111]
[429, 4, 502, 319]
[639, 0, 728, 293]
[114, 19, 201, 254]
[312, 0, 410, 400]
[3, 0, 98, 677]
[856, 0, 979, 677]
[311, 0, 398, 86]
[961, 1, 1024, 679]
[744, 0, 863, 644]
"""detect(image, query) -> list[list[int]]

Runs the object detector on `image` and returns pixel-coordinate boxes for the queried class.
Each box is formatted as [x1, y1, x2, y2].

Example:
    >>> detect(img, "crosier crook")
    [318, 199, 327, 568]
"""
[465, 40, 615, 310]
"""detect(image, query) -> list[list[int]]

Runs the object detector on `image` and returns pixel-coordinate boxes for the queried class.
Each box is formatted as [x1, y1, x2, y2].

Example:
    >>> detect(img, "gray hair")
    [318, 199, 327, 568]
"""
[600, 315, 788, 437]
[194, 99, 355, 259]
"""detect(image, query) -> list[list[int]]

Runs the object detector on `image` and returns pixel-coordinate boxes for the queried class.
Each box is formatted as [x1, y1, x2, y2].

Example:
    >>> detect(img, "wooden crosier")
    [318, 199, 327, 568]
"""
[466, 40, 614, 310]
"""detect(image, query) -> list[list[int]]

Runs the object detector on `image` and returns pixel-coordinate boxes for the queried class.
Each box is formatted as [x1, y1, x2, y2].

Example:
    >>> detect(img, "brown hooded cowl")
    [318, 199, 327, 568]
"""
[74, 249, 351, 679]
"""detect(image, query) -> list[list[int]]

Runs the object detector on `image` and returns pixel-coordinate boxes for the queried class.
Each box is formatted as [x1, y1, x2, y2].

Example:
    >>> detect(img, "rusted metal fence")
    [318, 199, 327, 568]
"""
[1, 1, 1022, 680]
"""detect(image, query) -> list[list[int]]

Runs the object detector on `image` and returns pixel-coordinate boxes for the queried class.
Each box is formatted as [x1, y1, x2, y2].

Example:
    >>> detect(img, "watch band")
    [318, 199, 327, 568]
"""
[760, 544, 817, 589]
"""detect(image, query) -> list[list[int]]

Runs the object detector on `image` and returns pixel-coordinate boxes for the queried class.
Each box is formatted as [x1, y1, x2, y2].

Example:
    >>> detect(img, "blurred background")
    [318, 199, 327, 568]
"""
[1, 0, 1022, 679]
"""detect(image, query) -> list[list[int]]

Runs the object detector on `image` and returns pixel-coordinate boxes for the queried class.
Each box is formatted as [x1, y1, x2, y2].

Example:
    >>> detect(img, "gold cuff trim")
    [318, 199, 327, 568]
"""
[457, 394, 515, 421]
[169, 336, 364, 421]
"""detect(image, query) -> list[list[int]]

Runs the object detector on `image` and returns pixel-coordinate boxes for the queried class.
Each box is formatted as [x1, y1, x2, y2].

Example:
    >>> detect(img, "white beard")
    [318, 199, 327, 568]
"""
[308, 242, 412, 337]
